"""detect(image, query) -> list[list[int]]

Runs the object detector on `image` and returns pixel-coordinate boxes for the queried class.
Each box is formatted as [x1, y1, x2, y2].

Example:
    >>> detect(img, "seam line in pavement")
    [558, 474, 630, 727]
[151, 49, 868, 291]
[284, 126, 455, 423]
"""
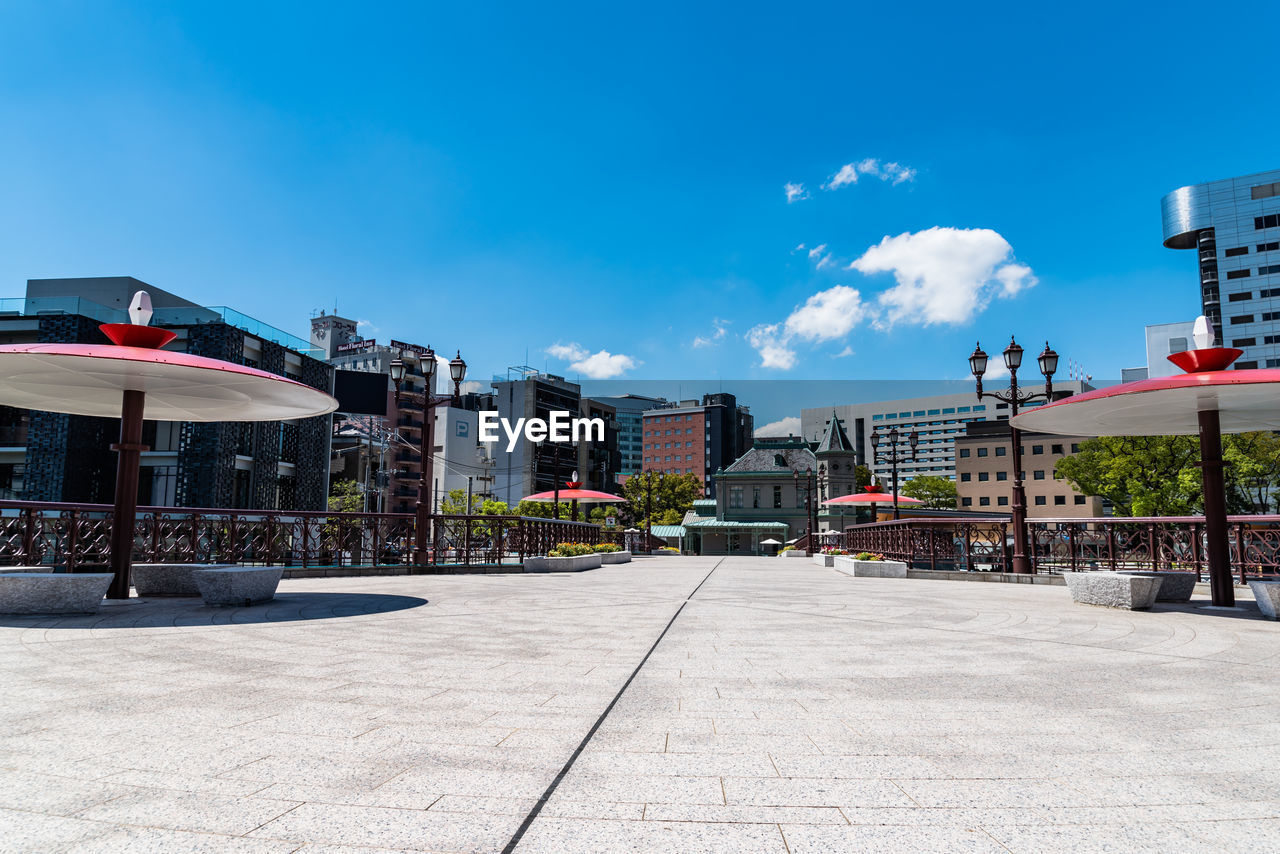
[500, 558, 723, 854]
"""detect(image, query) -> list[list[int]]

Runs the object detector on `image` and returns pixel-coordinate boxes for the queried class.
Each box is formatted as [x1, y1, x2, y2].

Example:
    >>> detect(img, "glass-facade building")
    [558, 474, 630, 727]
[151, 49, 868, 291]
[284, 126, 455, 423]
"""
[1162, 168, 1280, 367]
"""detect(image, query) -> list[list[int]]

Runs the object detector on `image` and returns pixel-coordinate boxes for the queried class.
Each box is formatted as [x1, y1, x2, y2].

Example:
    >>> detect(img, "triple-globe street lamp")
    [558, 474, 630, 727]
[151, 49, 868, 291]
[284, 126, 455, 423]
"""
[389, 347, 467, 565]
[870, 425, 918, 520]
[968, 336, 1058, 574]
[791, 466, 818, 555]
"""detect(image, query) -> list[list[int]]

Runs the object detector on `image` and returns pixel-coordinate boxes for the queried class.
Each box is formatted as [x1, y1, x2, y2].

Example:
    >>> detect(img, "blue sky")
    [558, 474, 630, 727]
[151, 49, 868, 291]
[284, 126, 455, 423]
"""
[2, 1, 1277, 392]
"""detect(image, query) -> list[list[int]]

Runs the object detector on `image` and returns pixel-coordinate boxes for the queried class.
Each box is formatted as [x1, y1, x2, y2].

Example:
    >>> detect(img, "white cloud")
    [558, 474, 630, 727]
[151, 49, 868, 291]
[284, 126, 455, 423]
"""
[755, 416, 802, 437]
[815, 255, 835, 270]
[784, 182, 809, 203]
[824, 158, 916, 191]
[355, 318, 379, 333]
[848, 226, 1036, 328]
[692, 318, 730, 349]
[783, 285, 866, 342]
[834, 345, 854, 358]
[547, 342, 639, 378]
[807, 244, 827, 260]
[824, 164, 859, 190]
[746, 323, 797, 370]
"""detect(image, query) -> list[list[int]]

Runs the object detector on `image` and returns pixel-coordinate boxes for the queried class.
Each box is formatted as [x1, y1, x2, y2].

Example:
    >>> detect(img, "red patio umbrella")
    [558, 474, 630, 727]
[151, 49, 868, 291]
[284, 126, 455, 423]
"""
[823, 485, 923, 521]
[1011, 324, 1275, 607]
[0, 292, 338, 599]
[521, 483, 626, 522]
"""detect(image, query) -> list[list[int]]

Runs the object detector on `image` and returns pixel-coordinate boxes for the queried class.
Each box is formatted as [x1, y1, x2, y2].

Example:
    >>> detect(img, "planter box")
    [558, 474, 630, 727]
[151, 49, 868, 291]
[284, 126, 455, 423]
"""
[1119, 571, 1197, 602]
[0, 573, 113, 615]
[133, 563, 239, 596]
[1062, 571, 1162, 610]
[599, 552, 632, 565]
[782, 550, 809, 558]
[523, 554, 603, 573]
[193, 567, 283, 607]
[833, 557, 908, 578]
[1249, 580, 1280, 620]
[812, 554, 835, 567]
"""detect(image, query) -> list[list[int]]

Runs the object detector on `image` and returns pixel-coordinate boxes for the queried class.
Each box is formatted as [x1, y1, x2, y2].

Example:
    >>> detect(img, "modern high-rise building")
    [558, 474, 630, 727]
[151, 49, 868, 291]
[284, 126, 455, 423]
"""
[490, 369, 582, 506]
[641, 393, 753, 497]
[592, 394, 667, 475]
[1162, 168, 1280, 367]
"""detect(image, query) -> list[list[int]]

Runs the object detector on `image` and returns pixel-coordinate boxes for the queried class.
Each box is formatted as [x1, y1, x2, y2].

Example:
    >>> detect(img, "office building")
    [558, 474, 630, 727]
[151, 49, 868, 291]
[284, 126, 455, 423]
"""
[641, 393, 753, 497]
[592, 394, 666, 475]
[1121, 320, 1197, 383]
[578, 397, 621, 494]
[954, 421, 1103, 517]
[1162, 168, 1280, 367]
[0, 277, 333, 509]
[799, 382, 1092, 486]
[490, 369, 582, 505]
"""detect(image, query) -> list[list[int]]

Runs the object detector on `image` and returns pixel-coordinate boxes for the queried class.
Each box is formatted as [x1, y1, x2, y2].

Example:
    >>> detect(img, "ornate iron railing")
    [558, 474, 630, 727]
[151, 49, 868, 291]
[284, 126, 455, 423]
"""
[844, 516, 1280, 581]
[0, 501, 600, 570]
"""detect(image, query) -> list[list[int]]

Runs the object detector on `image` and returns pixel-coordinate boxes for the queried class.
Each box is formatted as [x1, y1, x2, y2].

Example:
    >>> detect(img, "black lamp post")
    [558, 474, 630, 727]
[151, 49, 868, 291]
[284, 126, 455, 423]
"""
[792, 466, 817, 555]
[390, 347, 467, 566]
[968, 336, 1058, 574]
[870, 425, 918, 520]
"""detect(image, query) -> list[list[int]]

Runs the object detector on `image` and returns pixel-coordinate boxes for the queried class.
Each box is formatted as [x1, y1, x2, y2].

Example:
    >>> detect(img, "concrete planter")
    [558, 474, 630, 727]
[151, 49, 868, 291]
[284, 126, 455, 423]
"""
[812, 554, 835, 567]
[781, 550, 809, 558]
[599, 551, 632, 565]
[193, 567, 283, 607]
[833, 557, 908, 578]
[132, 563, 240, 596]
[1248, 580, 1280, 620]
[0, 573, 113, 615]
[1119, 571, 1197, 602]
[524, 554, 603, 573]
[1063, 571, 1162, 610]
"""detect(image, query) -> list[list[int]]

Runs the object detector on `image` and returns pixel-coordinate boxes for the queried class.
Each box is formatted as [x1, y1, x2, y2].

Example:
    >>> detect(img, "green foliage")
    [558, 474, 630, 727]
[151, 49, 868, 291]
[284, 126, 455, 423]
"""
[853, 551, 884, 561]
[594, 543, 622, 553]
[618, 472, 703, 528]
[854, 464, 872, 489]
[327, 479, 364, 514]
[479, 499, 509, 516]
[1054, 432, 1280, 517]
[901, 475, 958, 509]
[514, 499, 573, 519]
[548, 542, 597, 557]
[439, 488, 485, 515]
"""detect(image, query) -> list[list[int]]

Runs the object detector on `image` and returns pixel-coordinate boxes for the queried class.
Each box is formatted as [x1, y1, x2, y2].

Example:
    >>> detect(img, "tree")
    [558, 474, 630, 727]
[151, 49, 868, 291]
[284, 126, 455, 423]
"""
[901, 475, 957, 509]
[479, 499, 509, 516]
[328, 479, 364, 513]
[854, 464, 872, 490]
[513, 498, 573, 519]
[618, 472, 703, 528]
[1224, 431, 1280, 513]
[439, 488, 484, 515]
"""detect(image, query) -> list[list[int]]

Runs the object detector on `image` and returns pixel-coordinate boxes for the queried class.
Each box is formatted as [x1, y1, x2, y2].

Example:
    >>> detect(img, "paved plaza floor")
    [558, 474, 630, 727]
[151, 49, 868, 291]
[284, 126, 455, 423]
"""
[1, 556, 1278, 853]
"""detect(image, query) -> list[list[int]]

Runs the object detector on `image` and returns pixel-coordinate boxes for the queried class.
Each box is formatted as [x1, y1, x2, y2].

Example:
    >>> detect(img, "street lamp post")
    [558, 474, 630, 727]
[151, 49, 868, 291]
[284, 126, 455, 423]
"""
[870, 426, 918, 520]
[792, 466, 817, 555]
[390, 348, 467, 566]
[968, 337, 1058, 574]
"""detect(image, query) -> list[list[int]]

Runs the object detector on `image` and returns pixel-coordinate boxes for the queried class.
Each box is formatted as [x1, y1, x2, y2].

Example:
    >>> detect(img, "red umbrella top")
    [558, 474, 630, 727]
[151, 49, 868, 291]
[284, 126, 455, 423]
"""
[823, 490, 923, 506]
[521, 488, 627, 504]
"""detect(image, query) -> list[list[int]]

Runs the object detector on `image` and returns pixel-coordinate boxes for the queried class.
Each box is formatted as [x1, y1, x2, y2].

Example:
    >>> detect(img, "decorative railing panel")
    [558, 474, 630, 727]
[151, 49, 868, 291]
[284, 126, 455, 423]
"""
[845, 515, 1280, 580]
[0, 501, 600, 570]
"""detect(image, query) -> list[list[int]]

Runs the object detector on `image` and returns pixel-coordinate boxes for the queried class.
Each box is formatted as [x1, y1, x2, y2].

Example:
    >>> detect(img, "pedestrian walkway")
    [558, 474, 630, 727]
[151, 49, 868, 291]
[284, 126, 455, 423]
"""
[1, 557, 1277, 852]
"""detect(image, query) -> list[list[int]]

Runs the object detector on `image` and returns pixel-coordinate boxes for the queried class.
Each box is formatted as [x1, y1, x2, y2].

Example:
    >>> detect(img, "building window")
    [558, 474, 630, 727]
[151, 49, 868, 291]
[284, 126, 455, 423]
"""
[1259, 242, 1280, 253]
[1054, 495, 1067, 505]
[752, 486, 760, 508]
[1034, 495, 1046, 506]
[978, 472, 989, 482]
[977, 448, 988, 457]
[1051, 444, 1064, 454]
[1252, 182, 1280, 200]
[997, 496, 1008, 506]
[1227, 269, 1252, 280]
[1033, 470, 1045, 480]
[1236, 361, 1259, 369]
[1232, 315, 1255, 325]
[1233, 338, 1258, 347]
[1031, 445, 1044, 454]
[1265, 312, 1280, 322]
[1228, 292, 1253, 302]
[995, 446, 1007, 456]
[1070, 443, 1080, 453]
[1225, 246, 1250, 257]
[996, 471, 1008, 481]
[959, 448, 970, 458]
[773, 485, 782, 509]
[1074, 495, 1086, 505]
[1255, 214, 1280, 230]
[979, 497, 990, 506]
[1262, 265, 1280, 275]
[729, 486, 743, 508]
[962, 497, 973, 507]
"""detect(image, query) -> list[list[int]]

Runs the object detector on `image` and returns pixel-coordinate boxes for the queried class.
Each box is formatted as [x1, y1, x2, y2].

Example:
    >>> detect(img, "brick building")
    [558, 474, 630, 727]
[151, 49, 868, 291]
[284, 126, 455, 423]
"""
[641, 393, 753, 497]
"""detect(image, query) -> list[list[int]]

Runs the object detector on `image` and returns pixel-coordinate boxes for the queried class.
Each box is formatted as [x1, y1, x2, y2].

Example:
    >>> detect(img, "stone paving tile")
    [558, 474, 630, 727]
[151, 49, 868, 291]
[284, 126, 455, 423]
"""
[0, 806, 116, 853]
[780, 823, 1011, 853]
[513, 817, 789, 852]
[73, 790, 301, 836]
[72, 825, 302, 854]
[249, 800, 522, 851]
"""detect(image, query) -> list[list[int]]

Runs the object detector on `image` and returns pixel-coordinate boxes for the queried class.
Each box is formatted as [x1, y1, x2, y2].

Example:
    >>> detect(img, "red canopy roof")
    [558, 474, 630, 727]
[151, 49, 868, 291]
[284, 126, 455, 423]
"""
[1010, 367, 1280, 437]
[521, 489, 627, 504]
[823, 492, 922, 506]
[0, 342, 338, 421]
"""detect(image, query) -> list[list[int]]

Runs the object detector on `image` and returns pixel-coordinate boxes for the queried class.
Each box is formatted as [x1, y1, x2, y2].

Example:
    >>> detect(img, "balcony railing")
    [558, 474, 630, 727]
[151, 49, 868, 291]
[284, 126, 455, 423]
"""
[844, 516, 1280, 581]
[0, 500, 601, 570]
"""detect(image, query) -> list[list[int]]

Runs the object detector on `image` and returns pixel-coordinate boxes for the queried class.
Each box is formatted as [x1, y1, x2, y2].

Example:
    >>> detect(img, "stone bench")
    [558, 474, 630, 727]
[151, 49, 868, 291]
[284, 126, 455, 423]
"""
[193, 567, 283, 607]
[1119, 571, 1197, 602]
[599, 551, 632, 565]
[1062, 571, 1162, 610]
[1248, 580, 1280, 620]
[0, 573, 113, 615]
[523, 554, 603, 573]
[833, 557, 909, 578]
[132, 563, 240, 597]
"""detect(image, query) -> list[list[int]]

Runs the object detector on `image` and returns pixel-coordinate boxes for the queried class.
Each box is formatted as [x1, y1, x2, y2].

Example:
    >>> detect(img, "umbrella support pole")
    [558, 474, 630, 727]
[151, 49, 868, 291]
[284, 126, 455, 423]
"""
[1198, 408, 1235, 607]
[108, 389, 147, 600]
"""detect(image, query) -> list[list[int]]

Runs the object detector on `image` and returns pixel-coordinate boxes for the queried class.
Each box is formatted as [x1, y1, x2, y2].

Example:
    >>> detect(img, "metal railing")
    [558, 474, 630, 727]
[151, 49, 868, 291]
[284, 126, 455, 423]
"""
[843, 516, 1280, 580]
[0, 501, 600, 571]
